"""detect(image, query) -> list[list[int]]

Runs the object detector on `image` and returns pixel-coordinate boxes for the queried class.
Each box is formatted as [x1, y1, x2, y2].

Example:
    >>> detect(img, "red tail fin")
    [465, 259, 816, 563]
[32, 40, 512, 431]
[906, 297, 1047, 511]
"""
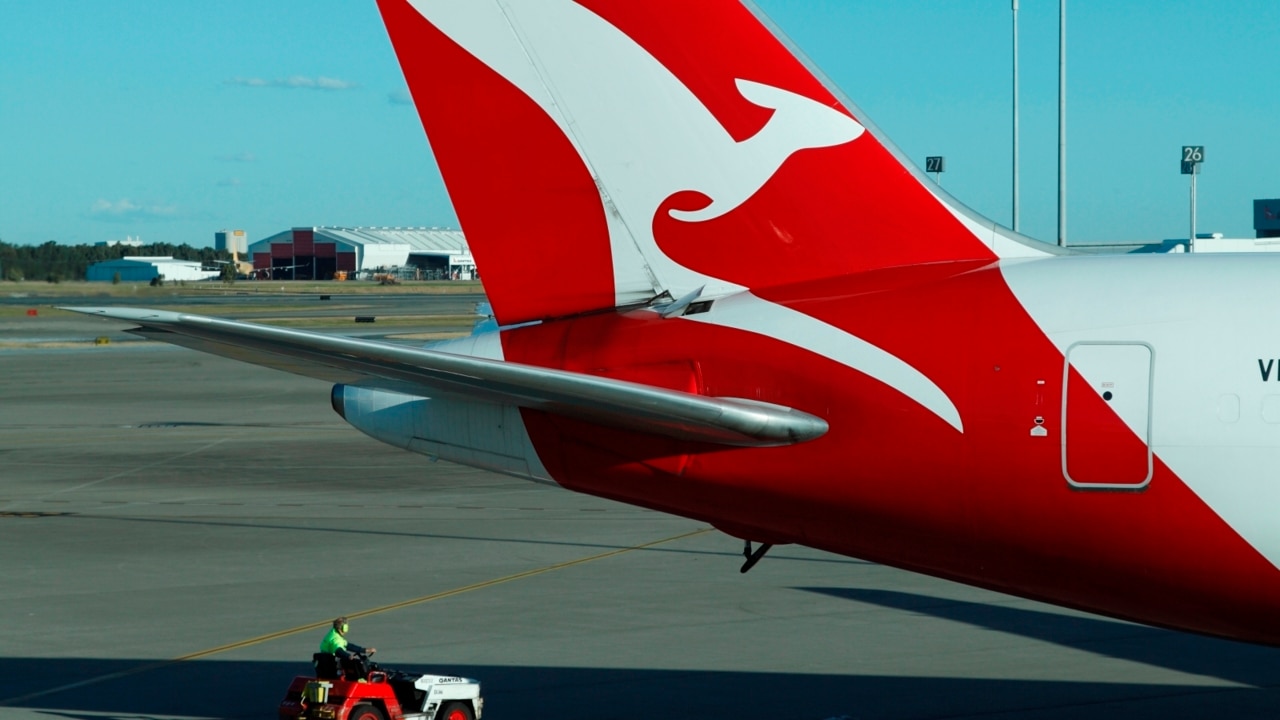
[379, 0, 1045, 326]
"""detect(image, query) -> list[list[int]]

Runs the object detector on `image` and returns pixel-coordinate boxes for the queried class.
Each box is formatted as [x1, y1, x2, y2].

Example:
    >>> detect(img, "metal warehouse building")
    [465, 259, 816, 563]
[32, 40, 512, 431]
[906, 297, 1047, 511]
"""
[246, 227, 472, 280]
[86, 257, 218, 283]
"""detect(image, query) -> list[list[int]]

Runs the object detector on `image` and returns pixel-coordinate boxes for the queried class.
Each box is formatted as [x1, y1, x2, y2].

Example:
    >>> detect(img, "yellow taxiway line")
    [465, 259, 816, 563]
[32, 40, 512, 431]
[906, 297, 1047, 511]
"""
[0, 526, 712, 707]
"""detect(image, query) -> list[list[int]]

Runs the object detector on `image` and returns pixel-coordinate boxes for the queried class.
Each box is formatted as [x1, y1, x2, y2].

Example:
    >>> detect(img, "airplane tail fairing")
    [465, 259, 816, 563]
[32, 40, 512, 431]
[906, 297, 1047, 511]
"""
[59, 1, 1280, 650]
[377, 0, 1052, 327]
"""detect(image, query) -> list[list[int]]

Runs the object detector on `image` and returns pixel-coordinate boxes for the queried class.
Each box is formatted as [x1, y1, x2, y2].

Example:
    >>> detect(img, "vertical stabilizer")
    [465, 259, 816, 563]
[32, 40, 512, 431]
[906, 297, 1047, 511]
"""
[379, 0, 1050, 325]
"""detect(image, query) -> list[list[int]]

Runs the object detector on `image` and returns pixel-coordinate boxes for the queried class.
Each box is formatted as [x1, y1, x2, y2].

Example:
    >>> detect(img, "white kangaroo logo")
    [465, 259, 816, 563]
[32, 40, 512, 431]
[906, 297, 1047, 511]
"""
[405, 0, 962, 432]
[668, 78, 864, 223]
[406, 0, 864, 297]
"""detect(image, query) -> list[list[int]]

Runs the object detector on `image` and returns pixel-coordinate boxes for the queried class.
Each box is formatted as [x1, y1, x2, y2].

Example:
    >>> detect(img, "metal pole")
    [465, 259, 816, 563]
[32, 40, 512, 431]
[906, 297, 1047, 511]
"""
[1190, 169, 1198, 252]
[1057, 0, 1067, 246]
[1012, 0, 1020, 232]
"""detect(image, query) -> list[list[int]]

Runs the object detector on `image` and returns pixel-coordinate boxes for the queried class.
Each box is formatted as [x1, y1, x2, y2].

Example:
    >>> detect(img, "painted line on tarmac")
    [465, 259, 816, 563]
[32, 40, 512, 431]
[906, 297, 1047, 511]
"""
[53, 436, 232, 496]
[0, 526, 712, 707]
[23, 498, 632, 512]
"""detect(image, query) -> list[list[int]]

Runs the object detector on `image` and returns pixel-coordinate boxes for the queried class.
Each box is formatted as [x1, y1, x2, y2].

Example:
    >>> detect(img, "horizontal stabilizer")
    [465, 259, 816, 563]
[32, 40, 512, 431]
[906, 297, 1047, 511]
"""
[63, 307, 827, 447]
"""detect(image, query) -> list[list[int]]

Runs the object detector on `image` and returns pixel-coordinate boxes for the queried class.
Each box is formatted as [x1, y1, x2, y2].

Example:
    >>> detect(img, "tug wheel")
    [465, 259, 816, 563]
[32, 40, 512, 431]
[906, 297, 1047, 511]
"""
[349, 703, 386, 720]
[440, 701, 474, 720]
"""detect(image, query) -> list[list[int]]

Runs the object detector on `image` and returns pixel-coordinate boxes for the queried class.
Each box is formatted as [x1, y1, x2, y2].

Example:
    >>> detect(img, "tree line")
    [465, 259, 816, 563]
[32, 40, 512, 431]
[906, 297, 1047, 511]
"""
[0, 240, 229, 282]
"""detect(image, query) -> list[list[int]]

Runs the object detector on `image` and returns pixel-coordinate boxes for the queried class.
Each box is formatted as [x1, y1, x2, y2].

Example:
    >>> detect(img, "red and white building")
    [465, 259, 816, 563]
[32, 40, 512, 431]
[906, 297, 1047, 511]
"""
[246, 226, 472, 280]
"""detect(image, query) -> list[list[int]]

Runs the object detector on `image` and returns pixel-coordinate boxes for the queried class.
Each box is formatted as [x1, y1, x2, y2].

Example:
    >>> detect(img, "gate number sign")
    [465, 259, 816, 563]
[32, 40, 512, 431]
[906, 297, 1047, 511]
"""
[1181, 146, 1204, 175]
[925, 156, 945, 174]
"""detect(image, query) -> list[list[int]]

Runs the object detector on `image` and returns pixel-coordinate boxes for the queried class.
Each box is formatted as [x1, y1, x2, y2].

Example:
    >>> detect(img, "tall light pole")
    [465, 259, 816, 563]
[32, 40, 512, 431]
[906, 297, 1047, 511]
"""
[1057, 0, 1067, 246]
[1182, 146, 1204, 251]
[1012, 0, 1020, 232]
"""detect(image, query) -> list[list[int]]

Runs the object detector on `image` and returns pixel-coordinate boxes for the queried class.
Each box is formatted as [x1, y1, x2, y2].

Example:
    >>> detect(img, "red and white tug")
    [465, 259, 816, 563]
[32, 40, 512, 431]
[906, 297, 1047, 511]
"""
[278, 651, 482, 720]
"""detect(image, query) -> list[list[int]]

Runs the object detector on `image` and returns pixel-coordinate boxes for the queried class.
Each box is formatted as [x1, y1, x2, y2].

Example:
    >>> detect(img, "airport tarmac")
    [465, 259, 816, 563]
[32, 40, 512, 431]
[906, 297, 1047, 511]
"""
[0, 292, 485, 346]
[4, 306, 1280, 719]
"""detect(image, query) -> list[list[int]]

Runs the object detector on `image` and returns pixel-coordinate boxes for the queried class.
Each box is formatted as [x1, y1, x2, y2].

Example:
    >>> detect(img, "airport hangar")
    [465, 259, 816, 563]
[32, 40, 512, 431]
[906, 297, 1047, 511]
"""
[245, 226, 474, 280]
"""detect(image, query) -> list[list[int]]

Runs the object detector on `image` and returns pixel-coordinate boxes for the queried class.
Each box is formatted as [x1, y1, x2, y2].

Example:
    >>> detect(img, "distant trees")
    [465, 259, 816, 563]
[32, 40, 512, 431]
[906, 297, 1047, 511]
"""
[0, 240, 228, 281]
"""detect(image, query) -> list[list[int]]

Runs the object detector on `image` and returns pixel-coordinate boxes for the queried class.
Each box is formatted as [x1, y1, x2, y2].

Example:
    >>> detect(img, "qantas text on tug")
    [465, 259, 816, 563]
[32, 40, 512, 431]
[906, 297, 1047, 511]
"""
[69, 1, 1280, 645]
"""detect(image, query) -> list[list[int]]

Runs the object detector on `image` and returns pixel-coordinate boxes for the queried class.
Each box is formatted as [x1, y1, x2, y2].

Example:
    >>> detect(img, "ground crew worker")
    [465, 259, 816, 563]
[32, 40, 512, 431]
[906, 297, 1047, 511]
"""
[320, 616, 375, 658]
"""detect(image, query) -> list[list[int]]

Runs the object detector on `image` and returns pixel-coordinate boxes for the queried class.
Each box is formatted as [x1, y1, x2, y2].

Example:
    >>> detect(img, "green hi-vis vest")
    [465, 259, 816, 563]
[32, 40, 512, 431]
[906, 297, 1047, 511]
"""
[320, 628, 348, 654]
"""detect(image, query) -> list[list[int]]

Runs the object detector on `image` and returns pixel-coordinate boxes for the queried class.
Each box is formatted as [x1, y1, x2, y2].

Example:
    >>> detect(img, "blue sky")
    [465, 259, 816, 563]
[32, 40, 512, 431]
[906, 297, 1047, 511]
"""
[2, 1, 1276, 249]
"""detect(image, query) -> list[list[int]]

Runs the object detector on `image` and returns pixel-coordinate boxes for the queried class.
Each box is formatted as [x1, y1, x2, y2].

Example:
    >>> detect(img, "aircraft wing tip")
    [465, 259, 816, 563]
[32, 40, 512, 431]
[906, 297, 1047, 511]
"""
[60, 306, 184, 323]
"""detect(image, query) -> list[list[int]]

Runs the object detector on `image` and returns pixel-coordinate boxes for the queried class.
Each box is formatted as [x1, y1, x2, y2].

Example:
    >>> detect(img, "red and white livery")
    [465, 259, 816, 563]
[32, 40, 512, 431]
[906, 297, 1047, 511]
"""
[72, 1, 1280, 645]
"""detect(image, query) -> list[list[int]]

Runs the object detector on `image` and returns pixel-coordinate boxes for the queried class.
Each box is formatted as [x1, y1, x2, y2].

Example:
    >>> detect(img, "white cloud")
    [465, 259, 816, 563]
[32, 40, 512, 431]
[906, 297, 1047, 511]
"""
[312, 76, 357, 90]
[225, 75, 358, 91]
[88, 198, 179, 221]
[388, 90, 413, 106]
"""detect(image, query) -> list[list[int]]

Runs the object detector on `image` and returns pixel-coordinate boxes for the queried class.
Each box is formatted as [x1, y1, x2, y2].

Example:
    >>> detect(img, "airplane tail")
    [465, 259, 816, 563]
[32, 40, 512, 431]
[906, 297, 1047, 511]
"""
[378, 0, 1051, 326]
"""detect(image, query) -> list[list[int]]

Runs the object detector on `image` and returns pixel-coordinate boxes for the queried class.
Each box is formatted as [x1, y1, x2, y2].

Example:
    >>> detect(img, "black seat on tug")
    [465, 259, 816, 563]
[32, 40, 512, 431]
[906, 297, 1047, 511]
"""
[313, 652, 340, 680]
